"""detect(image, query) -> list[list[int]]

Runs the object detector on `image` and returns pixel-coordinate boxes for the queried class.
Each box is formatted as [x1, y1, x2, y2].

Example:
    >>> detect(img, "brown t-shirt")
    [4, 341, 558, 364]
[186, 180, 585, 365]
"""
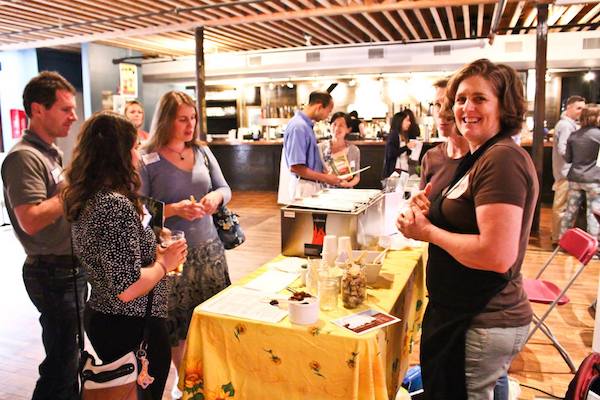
[441, 137, 538, 328]
[419, 142, 464, 200]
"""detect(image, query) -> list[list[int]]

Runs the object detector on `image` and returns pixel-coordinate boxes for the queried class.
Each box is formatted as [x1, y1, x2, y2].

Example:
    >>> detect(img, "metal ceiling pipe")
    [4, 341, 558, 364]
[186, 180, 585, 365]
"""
[488, 0, 507, 45]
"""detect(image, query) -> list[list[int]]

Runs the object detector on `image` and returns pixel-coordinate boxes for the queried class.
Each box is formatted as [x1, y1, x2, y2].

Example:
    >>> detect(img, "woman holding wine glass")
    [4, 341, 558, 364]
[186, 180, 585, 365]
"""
[64, 111, 187, 400]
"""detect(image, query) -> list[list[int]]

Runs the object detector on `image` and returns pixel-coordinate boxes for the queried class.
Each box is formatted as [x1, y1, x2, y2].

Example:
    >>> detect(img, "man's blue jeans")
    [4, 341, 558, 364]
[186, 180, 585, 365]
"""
[23, 256, 87, 400]
[494, 374, 509, 400]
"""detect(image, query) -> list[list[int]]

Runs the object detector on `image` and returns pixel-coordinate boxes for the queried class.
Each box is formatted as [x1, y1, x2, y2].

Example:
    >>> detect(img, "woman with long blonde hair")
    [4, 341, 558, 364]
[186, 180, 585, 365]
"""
[140, 91, 232, 398]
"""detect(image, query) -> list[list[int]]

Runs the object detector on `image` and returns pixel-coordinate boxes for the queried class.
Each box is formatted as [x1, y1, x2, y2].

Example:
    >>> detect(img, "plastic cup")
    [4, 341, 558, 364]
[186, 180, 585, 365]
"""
[337, 236, 353, 261]
[322, 235, 337, 256]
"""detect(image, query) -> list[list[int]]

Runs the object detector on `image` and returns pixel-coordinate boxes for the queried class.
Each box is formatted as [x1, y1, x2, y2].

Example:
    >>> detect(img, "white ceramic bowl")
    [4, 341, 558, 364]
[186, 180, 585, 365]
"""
[288, 297, 319, 325]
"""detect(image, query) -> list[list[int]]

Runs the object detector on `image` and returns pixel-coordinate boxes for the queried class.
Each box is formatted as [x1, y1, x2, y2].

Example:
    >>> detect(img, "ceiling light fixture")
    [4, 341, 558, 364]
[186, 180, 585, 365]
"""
[304, 34, 312, 46]
[583, 70, 596, 82]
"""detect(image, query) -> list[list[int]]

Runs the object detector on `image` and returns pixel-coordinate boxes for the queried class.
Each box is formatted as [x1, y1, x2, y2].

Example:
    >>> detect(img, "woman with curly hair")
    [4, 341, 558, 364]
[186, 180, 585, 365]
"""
[63, 111, 187, 400]
[139, 91, 232, 398]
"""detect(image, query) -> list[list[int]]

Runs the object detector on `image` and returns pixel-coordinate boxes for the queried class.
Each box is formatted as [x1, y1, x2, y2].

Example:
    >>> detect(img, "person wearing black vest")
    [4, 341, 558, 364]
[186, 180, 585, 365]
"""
[397, 59, 538, 399]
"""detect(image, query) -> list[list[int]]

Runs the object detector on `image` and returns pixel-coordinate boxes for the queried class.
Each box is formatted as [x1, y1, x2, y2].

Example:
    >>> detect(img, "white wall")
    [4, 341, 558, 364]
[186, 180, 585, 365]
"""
[0, 49, 39, 151]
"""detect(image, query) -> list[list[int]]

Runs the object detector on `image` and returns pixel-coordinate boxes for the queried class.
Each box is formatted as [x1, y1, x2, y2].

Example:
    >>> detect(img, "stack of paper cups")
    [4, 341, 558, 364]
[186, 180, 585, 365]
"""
[337, 236, 353, 262]
[322, 235, 337, 267]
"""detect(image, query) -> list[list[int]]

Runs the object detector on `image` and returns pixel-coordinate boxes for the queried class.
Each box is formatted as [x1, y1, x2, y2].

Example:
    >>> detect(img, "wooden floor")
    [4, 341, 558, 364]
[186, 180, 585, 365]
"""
[0, 191, 597, 399]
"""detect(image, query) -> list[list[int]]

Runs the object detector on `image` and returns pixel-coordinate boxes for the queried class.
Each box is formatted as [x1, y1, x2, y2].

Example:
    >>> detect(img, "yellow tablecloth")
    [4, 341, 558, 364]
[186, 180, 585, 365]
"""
[178, 248, 425, 400]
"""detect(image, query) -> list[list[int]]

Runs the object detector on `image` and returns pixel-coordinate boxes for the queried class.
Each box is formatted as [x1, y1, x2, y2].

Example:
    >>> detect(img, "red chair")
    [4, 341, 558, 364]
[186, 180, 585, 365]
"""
[524, 228, 598, 373]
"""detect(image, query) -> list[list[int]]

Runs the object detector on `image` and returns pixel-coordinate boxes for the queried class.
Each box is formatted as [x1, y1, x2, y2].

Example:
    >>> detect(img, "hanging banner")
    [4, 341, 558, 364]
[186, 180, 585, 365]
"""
[119, 63, 138, 97]
[10, 109, 27, 139]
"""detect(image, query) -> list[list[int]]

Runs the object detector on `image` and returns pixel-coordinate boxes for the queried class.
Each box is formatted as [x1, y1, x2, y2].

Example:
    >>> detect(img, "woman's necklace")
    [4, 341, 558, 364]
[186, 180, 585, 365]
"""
[164, 146, 186, 160]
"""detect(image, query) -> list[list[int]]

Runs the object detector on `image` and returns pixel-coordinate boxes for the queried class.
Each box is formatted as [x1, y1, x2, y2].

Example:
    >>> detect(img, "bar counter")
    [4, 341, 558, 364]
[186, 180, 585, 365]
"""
[208, 139, 386, 191]
[209, 139, 554, 203]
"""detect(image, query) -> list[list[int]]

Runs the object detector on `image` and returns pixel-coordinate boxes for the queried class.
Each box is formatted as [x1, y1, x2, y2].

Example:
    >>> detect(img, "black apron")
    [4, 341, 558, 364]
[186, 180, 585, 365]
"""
[420, 134, 510, 399]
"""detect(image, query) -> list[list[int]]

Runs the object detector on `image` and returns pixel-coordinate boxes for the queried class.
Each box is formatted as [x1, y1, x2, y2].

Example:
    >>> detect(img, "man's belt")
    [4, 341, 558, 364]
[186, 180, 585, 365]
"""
[25, 254, 74, 267]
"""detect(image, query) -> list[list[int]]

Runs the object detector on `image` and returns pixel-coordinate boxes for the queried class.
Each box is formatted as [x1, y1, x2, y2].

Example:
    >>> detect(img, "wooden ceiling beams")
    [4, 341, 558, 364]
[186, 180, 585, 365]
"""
[0, 0, 597, 56]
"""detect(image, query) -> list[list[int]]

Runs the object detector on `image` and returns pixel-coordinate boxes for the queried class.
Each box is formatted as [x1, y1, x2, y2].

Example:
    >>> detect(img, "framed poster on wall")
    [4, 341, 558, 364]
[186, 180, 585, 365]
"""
[119, 63, 138, 97]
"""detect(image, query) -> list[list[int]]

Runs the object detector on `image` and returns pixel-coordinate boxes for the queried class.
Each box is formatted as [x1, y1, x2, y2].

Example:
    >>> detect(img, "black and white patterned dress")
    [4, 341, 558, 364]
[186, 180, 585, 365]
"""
[72, 190, 168, 317]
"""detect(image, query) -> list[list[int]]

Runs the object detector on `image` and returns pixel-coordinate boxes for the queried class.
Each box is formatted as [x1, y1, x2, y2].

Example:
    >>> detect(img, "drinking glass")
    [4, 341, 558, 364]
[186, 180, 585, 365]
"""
[160, 230, 186, 276]
[318, 276, 339, 311]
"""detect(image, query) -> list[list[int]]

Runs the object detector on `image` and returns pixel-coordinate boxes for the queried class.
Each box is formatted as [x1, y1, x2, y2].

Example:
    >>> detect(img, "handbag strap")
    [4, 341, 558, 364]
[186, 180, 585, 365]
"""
[71, 236, 85, 353]
[141, 288, 154, 348]
[197, 145, 213, 192]
[70, 234, 155, 354]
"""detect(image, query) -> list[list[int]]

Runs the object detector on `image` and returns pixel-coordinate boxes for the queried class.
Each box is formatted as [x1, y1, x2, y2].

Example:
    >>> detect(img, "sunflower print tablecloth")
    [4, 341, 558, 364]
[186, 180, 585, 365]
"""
[179, 248, 426, 400]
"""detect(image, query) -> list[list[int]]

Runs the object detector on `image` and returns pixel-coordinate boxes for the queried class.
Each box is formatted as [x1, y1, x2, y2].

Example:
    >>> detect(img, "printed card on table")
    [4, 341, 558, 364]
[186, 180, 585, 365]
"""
[332, 309, 401, 335]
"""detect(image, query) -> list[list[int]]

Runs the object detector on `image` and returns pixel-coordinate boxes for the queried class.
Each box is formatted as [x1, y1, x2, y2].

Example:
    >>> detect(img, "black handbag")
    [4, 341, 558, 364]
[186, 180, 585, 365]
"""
[213, 205, 245, 250]
[198, 146, 246, 250]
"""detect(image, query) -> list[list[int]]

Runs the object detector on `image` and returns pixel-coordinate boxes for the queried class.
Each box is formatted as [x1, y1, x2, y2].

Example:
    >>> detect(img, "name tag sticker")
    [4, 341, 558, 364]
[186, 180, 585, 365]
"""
[446, 175, 469, 200]
[142, 152, 160, 165]
[51, 167, 64, 184]
[596, 148, 600, 168]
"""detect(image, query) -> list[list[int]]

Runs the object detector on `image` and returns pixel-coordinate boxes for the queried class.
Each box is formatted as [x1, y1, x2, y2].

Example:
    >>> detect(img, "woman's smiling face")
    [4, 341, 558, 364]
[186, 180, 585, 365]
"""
[453, 75, 501, 148]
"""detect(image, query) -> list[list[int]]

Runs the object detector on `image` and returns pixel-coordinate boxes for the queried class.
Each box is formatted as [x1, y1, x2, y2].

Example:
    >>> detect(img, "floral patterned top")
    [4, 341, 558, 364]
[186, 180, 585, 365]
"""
[72, 190, 168, 317]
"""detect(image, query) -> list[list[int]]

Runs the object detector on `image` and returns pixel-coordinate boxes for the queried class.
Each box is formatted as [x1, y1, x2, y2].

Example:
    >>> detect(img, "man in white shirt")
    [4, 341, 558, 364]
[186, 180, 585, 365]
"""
[551, 95, 585, 243]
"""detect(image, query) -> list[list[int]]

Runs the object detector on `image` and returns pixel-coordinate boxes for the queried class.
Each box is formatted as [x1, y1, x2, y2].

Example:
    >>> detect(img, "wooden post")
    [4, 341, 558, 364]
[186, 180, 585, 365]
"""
[195, 26, 207, 141]
[531, 2, 548, 234]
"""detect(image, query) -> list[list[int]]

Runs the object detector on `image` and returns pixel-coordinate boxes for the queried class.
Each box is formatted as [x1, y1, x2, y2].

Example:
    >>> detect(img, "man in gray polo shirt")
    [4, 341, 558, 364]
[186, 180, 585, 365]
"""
[1, 71, 86, 400]
[551, 95, 586, 243]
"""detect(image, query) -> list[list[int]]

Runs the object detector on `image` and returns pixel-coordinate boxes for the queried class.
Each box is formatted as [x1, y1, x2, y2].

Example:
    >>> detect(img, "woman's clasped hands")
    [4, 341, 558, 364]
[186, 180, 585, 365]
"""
[396, 183, 434, 242]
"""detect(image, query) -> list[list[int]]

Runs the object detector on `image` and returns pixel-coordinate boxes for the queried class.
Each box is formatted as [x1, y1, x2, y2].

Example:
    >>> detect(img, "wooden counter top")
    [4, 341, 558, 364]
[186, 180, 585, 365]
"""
[208, 139, 283, 146]
[209, 138, 553, 148]
[208, 138, 386, 146]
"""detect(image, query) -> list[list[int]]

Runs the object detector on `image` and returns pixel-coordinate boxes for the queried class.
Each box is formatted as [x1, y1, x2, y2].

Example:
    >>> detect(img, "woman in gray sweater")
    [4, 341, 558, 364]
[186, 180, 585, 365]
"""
[561, 106, 600, 240]
[139, 91, 232, 397]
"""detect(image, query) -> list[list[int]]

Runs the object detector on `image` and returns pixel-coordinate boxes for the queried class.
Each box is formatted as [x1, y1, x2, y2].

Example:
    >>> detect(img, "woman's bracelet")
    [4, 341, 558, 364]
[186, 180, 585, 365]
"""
[156, 260, 168, 277]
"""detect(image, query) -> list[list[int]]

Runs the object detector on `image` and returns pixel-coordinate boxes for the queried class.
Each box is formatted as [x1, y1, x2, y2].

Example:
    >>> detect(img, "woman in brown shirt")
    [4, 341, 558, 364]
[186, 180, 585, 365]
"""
[397, 59, 538, 399]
